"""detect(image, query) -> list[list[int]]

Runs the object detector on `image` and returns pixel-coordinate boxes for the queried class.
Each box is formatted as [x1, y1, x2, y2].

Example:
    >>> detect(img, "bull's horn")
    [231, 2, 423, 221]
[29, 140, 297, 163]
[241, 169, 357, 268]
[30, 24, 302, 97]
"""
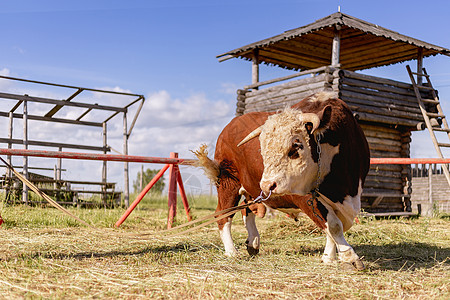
[237, 126, 263, 147]
[302, 113, 321, 133]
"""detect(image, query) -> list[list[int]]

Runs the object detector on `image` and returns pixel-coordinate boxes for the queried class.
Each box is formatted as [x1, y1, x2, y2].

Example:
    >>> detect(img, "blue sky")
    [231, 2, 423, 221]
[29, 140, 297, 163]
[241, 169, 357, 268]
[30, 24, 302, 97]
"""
[1, 0, 450, 193]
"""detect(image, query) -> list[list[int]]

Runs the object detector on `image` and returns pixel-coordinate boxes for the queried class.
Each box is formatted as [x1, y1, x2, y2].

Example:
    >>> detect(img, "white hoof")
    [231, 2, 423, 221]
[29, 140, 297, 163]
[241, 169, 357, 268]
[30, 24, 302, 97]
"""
[322, 254, 338, 264]
[339, 248, 365, 271]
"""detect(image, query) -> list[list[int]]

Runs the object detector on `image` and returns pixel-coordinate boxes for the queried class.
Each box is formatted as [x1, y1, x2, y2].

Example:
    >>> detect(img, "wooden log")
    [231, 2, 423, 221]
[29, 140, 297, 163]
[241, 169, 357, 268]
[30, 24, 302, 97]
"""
[360, 123, 401, 134]
[340, 69, 411, 89]
[243, 66, 329, 90]
[368, 169, 402, 178]
[331, 27, 341, 66]
[369, 151, 402, 159]
[245, 81, 327, 107]
[340, 90, 422, 111]
[368, 143, 401, 152]
[366, 136, 402, 147]
[366, 175, 403, 184]
[362, 188, 403, 195]
[340, 76, 422, 99]
[366, 180, 403, 189]
[245, 74, 325, 102]
[361, 129, 401, 141]
[368, 149, 401, 157]
[237, 95, 246, 101]
[245, 88, 325, 113]
[340, 84, 430, 104]
[244, 73, 327, 97]
[352, 112, 422, 128]
[236, 101, 246, 109]
[340, 78, 430, 102]
[345, 99, 424, 121]
[370, 164, 403, 172]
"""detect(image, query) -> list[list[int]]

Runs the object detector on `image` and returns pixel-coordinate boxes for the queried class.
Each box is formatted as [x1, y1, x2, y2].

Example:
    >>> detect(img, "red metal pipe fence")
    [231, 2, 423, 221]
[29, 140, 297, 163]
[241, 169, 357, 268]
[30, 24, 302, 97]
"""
[2, 148, 449, 165]
[0, 148, 193, 228]
[1, 147, 449, 227]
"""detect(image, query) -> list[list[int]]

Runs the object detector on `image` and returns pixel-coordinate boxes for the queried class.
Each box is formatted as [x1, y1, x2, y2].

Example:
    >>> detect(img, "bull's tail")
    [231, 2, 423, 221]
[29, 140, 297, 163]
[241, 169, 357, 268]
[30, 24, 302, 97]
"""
[191, 144, 221, 185]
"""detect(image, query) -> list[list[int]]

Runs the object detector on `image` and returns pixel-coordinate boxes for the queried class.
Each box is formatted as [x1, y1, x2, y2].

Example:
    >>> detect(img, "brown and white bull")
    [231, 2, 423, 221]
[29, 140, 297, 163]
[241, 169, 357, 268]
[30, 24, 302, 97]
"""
[194, 91, 370, 270]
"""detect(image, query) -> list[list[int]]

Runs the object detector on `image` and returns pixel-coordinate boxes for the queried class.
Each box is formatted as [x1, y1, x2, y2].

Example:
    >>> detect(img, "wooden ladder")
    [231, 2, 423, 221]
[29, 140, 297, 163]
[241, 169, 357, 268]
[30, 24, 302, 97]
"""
[406, 65, 450, 187]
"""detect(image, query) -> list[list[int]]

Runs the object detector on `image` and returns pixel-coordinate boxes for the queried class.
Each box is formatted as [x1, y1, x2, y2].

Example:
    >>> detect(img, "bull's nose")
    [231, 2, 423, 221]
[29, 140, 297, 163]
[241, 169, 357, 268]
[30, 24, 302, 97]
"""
[260, 180, 277, 194]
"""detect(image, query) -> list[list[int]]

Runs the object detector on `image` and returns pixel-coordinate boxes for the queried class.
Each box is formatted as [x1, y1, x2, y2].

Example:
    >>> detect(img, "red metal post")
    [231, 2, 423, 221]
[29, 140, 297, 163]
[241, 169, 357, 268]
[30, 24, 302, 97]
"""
[177, 170, 192, 221]
[115, 164, 170, 227]
[167, 152, 178, 229]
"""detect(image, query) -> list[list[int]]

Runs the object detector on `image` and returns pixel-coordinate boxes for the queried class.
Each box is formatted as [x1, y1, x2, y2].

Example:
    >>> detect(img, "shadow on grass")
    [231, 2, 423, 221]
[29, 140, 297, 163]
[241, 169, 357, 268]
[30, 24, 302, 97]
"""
[255, 241, 449, 271]
[4, 240, 448, 272]
[355, 242, 449, 271]
[8, 243, 218, 262]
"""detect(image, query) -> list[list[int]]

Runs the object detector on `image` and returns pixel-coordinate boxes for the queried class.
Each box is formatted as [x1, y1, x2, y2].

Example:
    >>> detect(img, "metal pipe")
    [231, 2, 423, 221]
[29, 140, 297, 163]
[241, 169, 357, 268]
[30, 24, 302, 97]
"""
[22, 99, 28, 204]
[370, 158, 450, 164]
[0, 148, 196, 164]
[7, 112, 13, 178]
[0, 74, 144, 98]
[115, 164, 170, 227]
[123, 112, 129, 207]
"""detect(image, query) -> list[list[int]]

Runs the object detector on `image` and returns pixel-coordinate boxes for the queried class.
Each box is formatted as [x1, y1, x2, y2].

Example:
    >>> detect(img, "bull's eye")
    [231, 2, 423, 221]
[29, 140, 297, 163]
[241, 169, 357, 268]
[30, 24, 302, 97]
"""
[288, 139, 303, 159]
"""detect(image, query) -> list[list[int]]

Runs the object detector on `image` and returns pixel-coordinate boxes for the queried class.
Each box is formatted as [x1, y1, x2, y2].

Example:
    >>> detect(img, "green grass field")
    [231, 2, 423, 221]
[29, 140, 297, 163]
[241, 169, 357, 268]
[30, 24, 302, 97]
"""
[0, 194, 449, 299]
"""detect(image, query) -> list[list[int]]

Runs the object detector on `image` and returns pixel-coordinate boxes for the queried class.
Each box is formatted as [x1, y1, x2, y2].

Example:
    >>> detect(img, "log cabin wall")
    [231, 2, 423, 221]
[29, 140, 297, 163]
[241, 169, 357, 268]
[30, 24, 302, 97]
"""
[236, 67, 338, 115]
[235, 67, 428, 213]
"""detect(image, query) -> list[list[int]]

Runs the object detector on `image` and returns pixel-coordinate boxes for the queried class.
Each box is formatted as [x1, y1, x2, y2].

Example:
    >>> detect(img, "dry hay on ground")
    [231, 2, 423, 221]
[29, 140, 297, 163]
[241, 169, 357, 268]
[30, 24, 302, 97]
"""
[0, 204, 448, 299]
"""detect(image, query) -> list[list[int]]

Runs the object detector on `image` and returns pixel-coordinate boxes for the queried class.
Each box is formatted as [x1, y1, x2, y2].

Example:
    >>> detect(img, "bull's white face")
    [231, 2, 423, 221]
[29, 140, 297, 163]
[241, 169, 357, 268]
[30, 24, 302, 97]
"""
[259, 109, 319, 196]
[259, 108, 339, 196]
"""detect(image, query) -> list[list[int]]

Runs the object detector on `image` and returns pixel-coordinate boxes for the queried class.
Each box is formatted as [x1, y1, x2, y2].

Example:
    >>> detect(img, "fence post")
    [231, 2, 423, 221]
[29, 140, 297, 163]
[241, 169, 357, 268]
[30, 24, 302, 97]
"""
[177, 170, 192, 222]
[427, 163, 439, 217]
[167, 152, 178, 229]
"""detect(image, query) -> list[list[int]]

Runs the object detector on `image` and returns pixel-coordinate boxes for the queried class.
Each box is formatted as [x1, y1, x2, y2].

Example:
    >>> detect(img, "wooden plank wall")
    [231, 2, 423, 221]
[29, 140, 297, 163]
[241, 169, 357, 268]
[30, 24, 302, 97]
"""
[236, 68, 337, 115]
[411, 174, 450, 215]
[360, 123, 412, 212]
[338, 69, 430, 128]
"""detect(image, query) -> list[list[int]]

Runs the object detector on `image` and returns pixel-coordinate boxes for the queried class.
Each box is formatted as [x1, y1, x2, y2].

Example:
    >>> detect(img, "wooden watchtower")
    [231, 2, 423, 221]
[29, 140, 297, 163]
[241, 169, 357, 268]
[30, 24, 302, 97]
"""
[217, 12, 450, 214]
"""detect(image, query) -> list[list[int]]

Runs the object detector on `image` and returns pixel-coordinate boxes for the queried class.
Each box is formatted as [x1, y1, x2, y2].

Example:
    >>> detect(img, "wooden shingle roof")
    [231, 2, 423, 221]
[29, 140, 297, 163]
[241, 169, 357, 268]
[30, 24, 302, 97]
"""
[217, 12, 450, 71]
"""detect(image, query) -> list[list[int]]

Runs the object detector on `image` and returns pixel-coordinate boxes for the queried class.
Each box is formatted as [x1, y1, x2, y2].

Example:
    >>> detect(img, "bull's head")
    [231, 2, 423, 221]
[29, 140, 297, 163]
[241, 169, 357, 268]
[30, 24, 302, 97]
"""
[239, 105, 337, 196]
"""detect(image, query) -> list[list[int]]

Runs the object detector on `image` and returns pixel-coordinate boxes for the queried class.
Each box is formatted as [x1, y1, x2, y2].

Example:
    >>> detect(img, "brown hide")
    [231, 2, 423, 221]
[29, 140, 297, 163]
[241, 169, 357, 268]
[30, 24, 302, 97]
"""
[214, 111, 327, 230]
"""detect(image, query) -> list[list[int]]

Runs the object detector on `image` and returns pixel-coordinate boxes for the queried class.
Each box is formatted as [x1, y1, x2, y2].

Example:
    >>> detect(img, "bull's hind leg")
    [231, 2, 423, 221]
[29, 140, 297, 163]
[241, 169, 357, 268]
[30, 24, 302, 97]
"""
[217, 182, 241, 257]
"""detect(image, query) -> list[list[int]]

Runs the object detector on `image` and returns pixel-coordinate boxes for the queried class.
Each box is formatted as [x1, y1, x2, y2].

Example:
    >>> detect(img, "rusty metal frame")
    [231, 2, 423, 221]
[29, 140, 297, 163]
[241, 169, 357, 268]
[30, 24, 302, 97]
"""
[0, 75, 146, 206]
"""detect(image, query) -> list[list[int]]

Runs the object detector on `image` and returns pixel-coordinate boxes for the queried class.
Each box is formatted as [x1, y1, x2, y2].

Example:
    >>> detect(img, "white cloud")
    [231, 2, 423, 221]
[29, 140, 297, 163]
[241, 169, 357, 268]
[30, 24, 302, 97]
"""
[12, 46, 26, 55]
[0, 78, 234, 194]
[220, 82, 239, 95]
[0, 68, 13, 91]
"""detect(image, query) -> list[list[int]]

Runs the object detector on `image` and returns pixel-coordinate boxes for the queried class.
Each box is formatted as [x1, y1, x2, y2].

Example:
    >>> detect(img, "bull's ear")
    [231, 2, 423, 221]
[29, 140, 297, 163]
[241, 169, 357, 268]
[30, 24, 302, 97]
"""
[303, 105, 332, 134]
[317, 105, 332, 129]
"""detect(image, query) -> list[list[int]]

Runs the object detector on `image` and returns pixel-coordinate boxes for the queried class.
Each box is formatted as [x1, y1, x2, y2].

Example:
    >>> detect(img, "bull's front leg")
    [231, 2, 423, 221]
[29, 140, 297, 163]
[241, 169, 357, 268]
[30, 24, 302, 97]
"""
[218, 216, 238, 257]
[240, 187, 267, 256]
[217, 185, 242, 257]
[322, 233, 338, 264]
[242, 210, 260, 256]
[323, 208, 364, 270]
